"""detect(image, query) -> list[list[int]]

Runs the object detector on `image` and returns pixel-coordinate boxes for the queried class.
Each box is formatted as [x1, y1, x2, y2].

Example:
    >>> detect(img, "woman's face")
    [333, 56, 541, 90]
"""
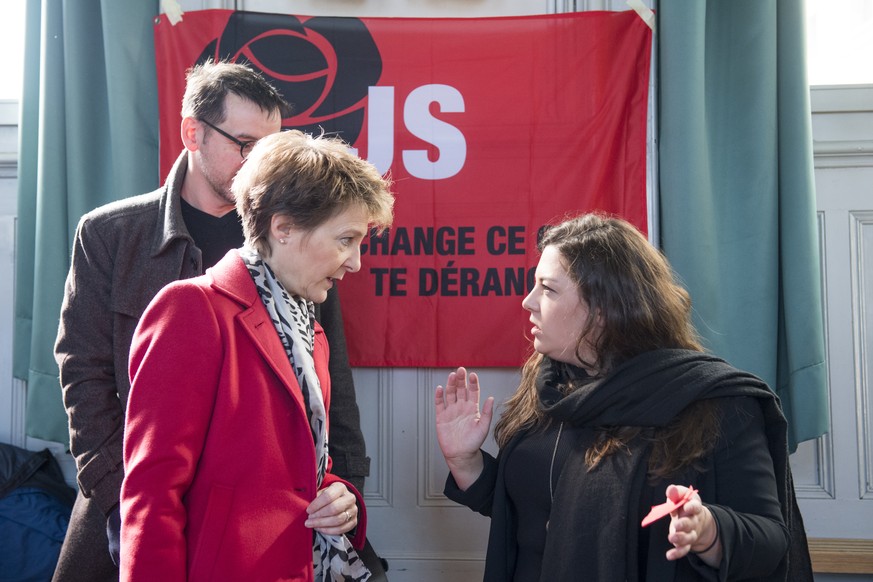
[522, 245, 599, 370]
[265, 204, 370, 303]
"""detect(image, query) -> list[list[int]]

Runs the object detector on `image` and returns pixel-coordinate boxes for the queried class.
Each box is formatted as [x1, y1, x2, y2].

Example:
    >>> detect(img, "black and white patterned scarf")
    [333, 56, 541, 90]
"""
[239, 248, 370, 582]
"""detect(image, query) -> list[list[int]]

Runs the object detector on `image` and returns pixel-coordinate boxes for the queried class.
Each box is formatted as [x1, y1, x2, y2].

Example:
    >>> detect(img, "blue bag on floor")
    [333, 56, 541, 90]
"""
[0, 444, 75, 582]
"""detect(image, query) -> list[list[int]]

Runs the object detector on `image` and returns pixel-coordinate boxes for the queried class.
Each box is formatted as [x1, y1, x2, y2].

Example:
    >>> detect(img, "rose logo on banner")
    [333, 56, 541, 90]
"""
[196, 12, 382, 147]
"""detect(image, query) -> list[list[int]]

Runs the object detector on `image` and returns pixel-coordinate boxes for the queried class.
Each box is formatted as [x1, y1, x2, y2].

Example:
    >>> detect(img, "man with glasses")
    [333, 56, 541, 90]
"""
[53, 61, 377, 581]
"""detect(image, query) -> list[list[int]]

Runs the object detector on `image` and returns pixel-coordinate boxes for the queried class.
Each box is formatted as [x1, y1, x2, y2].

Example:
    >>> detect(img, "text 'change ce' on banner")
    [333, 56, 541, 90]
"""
[154, 10, 652, 367]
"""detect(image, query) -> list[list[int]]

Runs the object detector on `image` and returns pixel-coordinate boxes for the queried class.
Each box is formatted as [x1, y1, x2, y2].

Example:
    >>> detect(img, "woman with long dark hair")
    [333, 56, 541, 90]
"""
[435, 213, 812, 581]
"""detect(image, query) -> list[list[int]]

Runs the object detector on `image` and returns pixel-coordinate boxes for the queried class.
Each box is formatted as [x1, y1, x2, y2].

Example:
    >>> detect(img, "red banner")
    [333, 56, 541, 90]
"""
[154, 10, 652, 367]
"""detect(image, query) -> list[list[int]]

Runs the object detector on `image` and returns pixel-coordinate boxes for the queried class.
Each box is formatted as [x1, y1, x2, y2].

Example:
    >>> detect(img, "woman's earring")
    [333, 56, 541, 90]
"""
[279, 238, 286, 244]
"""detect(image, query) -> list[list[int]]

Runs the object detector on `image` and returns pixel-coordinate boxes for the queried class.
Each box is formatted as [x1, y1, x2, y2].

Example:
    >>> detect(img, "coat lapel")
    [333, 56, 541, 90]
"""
[207, 251, 303, 405]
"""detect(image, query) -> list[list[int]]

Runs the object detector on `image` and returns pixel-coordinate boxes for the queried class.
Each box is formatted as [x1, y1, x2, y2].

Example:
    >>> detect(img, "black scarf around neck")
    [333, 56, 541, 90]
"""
[533, 350, 812, 582]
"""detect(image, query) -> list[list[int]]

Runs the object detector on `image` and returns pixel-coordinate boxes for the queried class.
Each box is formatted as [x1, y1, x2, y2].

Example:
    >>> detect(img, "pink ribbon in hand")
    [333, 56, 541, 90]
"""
[641, 485, 697, 527]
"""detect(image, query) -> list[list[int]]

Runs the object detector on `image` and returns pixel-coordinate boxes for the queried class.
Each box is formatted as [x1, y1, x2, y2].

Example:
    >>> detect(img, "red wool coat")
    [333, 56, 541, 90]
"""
[120, 251, 365, 581]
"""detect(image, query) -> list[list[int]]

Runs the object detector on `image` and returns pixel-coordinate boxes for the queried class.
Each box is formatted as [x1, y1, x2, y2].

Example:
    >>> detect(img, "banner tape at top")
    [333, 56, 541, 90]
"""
[160, 0, 184, 26]
[626, 0, 655, 30]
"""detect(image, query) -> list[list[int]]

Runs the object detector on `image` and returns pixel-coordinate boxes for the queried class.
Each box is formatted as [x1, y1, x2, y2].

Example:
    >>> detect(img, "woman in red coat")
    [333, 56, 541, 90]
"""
[120, 130, 394, 581]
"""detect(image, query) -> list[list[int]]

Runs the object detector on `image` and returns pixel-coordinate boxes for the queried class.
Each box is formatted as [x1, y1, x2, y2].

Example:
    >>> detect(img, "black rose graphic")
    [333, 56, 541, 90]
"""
[196, 12, 382, 145]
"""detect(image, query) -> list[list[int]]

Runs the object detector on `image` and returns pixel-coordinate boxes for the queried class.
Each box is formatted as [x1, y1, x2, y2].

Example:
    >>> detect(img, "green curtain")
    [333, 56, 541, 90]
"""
[14, 0, 160, 444]
[658, 0, 828, 449]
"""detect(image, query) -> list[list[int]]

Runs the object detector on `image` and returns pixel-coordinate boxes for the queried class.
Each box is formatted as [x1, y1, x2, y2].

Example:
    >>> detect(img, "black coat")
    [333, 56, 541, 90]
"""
[446, 350, 813, 582]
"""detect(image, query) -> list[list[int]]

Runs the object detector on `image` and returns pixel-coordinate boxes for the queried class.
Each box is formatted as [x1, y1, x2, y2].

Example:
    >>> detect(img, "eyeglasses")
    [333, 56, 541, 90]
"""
[199, 119, 257, 160]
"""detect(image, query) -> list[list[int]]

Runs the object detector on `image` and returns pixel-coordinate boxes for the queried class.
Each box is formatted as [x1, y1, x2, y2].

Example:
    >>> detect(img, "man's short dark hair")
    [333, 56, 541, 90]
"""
[181, 60, 292, 124]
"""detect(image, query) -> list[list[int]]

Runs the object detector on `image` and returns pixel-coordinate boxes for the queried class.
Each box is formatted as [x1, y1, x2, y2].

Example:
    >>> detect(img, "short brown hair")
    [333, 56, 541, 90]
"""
[181, 60, 292, 124]
[232, 130, 394, 256]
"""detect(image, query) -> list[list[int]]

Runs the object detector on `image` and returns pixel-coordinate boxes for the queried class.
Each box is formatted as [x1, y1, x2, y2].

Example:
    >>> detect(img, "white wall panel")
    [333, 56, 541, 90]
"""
[850, 211, 873, 499]
[797, 93, 873, 542]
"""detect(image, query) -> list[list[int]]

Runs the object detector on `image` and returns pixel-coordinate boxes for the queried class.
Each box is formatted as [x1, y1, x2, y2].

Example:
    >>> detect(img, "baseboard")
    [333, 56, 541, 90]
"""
[809, 538, 873, 574]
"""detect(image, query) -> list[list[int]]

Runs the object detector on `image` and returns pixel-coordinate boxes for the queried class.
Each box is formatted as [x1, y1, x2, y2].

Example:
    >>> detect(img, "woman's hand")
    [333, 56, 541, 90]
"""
[305, 482, 359, 535]
[435, 367, 494, 490]
[665, 484, 722, 567]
